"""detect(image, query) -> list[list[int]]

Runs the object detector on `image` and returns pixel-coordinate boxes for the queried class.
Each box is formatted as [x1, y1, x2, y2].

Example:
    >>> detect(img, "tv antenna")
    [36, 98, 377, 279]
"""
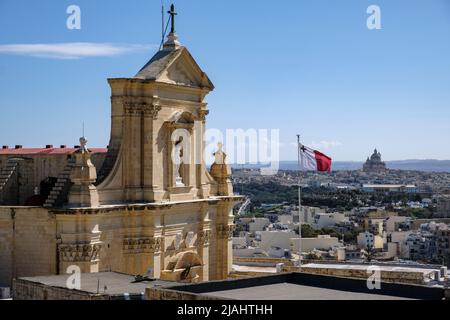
[159, 1, 172, 50]
[161, 0, 165, 45]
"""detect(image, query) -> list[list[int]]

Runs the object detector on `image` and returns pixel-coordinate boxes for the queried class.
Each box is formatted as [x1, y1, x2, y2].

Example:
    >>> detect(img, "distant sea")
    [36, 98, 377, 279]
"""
[231, 160, 450, 172]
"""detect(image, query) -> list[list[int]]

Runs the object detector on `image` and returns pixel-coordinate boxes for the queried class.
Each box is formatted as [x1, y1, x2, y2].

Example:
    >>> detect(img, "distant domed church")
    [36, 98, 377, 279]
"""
[363, 149, 387, 172]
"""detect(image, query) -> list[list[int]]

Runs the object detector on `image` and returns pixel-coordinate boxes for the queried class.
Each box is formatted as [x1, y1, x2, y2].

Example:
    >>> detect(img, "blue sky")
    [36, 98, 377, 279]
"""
[1, 0, 450, 161]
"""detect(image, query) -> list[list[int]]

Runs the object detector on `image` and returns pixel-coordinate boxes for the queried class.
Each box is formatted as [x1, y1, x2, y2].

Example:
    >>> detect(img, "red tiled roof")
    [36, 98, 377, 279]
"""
[0, 147, 108, 155]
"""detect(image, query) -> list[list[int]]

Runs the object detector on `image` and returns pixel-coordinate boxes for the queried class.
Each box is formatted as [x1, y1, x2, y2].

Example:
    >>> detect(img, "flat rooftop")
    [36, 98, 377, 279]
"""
[159, 272, 446, 300]
[205, 282, 413, 300]
[18, 272, 173, 298]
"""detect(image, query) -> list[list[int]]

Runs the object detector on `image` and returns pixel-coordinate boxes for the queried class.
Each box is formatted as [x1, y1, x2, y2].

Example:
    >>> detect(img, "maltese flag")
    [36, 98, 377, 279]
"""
[299, 145, 332, 172]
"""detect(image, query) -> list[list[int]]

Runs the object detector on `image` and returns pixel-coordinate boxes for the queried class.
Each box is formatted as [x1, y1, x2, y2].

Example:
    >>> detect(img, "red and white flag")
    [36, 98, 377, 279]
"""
[299, 144, 332, 172]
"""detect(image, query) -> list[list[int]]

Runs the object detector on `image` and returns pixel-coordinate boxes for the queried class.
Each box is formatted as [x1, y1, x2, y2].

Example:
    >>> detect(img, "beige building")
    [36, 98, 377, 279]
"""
[0, 25, 241, 287]
[258, 231, 297, 253]
[437, 195, 450, 218]
[0, 146, 106, 206]
[357, 231, 384, 250]
[290, 235, 341, 253]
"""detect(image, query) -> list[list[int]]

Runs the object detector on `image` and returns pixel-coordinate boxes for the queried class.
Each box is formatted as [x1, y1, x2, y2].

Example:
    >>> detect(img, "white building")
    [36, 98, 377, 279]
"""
[385, 216, 409, 232]
[277, 214, 294, 225]
[437, 196, 450, 217]
[296, 206, 324, 224]
[383, 231, 412, 259]
[290, 235, 341, 253]
[313, 212, 348, 230]
[233, 247, 267, 258]
[367, 218, 384, 235]
[389, 231, 412, 244]
[249, 218, 271, 233]
[362, 184, 417, 193]
[257, 230, 297, 252]
[232, 237, 248, 249]
[357, 231, 384, 250]
[267, 246, 290, 258]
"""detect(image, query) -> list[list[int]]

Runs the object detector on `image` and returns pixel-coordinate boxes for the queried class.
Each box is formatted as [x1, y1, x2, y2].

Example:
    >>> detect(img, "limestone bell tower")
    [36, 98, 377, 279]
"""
[0, 5, 242, 285]
[96, 16, 217, 205]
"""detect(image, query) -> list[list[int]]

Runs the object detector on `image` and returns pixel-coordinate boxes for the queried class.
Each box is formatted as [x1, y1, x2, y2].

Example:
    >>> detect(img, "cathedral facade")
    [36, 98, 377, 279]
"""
[0, 28, 240, 286]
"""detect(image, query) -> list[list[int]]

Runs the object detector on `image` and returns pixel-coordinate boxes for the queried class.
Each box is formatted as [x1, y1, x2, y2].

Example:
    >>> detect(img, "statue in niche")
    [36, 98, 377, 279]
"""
[174, 137, 185, 187]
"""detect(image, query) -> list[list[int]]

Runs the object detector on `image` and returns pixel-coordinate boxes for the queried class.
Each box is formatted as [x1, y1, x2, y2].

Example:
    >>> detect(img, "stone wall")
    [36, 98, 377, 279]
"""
[233, 256, 294, 267]
[0, 158, 35, 205]
[145, 287, 227, 300]
[13, 279, 107, 300]
[0, 199, 235, 286]
[0, 207, 57, 286]
[0, 153, 106, 206]
[0, 208, 13, 286]
[282, 266, 427, 285]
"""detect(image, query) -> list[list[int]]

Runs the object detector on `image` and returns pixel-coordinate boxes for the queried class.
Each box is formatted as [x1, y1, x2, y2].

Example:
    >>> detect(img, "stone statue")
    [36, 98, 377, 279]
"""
[79, 137, 88, 153]
[213, 142, 226, 165]
[174, 137, 185, 186]
[210, 142, 233, 196]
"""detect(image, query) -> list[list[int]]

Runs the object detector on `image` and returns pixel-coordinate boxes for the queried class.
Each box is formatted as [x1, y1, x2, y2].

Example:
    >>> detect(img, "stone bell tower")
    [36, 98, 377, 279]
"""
[0, 5, 241, 285]
[96, 14, 216, 205]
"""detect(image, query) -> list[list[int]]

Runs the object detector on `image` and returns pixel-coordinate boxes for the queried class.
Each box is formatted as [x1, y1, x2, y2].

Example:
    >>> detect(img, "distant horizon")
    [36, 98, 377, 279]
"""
[230, 159, 450, 173]
[2, 143, 450, 163]
[279, 159, 450, 163]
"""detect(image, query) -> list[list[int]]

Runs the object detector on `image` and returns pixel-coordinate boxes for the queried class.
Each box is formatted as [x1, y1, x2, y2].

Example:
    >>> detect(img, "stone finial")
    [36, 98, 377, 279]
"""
[67, 137, 99, 207]
[80, 136, 88, 153]
[163, 32, 181, 51]
[213, 142, 226, 165]
[210, 142, 233, 196]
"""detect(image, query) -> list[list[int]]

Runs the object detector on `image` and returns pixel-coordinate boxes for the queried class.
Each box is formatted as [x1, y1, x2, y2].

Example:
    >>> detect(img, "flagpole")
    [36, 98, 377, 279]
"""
[297, 134, 302, 268]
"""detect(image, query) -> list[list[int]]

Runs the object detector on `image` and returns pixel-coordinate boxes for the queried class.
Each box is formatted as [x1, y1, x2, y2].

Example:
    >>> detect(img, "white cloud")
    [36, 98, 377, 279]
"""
[0, 42, 155, 59]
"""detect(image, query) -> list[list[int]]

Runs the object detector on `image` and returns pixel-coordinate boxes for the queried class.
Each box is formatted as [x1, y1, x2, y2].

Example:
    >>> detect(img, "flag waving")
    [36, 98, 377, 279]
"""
[299, 144, 332, 172]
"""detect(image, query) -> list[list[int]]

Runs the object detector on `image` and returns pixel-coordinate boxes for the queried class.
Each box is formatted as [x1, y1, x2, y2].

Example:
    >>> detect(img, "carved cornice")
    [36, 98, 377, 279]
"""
[58, 243, 102, 262]
[123, 236, 162, 254]
[216, 224, 235, 239]
[197, 230, 211, 246]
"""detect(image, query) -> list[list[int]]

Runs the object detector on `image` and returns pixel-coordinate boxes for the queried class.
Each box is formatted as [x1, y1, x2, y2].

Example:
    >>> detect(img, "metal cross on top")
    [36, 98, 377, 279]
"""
[168, 4, 177, 34]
